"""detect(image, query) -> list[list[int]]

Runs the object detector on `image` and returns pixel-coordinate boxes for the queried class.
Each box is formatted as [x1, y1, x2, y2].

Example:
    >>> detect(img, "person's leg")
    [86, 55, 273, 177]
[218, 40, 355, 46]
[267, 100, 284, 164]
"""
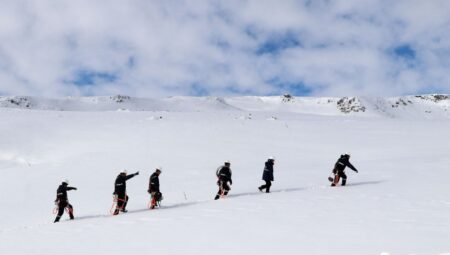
[259, 181, 267, 191]
[67, 203, 74, 219]
[341, 172, 347, 186]
[54, 203, 65, 223]
[150, 192, 157, 208]
[223, 182, 230, 196]
[332, 174, 340, 186]
[215, 181, 223, 200]
[265, 180, 271, 193]
[114, 194, 124, 215]
[121, 195, 129, 212]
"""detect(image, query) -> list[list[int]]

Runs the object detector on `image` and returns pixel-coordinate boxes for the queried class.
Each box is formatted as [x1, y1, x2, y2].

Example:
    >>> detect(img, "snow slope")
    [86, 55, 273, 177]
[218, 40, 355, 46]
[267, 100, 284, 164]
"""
[0, 96, 449, 255]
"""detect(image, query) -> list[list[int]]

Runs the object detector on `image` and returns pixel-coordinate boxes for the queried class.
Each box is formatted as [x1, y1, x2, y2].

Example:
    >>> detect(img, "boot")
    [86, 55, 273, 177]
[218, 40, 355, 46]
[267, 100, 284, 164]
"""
[341, 179, 346, 186]
[54, 216, 61, 223]
[214, 194, 220, 200]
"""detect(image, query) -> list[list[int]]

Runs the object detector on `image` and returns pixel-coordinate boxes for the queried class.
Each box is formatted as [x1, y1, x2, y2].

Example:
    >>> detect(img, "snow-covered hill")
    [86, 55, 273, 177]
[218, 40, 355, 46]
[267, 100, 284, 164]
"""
[0, 96, 449, 255]
[1, 94, 449, 118]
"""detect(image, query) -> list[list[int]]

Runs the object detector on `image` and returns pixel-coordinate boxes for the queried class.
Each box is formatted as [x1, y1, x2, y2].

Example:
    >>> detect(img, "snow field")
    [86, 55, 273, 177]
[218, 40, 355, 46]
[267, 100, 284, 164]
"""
[0, 108, 449, 255]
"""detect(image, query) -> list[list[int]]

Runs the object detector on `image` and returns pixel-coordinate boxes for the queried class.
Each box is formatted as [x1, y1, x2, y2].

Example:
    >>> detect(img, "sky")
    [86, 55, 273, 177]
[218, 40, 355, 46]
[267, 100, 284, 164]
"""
[0, 0, 450, 97]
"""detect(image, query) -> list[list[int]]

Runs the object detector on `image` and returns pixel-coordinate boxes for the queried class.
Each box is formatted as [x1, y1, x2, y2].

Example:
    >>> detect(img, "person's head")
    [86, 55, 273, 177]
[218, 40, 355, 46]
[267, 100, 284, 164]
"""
[224, 160, 231, 167]
[62, 179, 69, 185]
[268, 156, 275, 162]
[155, 167, 162, 175]
[120, 169, 127, 176]
[341, 153, 351, 159]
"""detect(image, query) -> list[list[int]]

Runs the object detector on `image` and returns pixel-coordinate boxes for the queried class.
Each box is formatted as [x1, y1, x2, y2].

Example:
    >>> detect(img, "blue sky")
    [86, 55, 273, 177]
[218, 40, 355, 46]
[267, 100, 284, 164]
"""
[0, 0, 449, 97]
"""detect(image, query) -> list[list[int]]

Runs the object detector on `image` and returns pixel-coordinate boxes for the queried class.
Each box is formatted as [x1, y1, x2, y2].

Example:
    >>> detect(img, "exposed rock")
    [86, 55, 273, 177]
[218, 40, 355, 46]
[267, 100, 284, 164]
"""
[337, 97, 366, 113]
[110, 95, 131, 103]
[415, 94, 450, 102]
[391, 99, 412, 108]
[1, 97, 32, 108]
[282, 94, 294, 103]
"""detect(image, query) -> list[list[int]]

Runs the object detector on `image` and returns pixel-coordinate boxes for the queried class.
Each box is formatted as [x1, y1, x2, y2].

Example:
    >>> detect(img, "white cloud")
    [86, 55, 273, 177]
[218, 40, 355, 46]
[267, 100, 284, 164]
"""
[0, 0, 449, 97]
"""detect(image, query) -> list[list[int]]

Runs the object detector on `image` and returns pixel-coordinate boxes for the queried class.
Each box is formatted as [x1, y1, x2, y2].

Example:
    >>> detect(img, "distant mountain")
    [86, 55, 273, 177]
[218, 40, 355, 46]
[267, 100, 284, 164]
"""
[0, 94, 449, 118]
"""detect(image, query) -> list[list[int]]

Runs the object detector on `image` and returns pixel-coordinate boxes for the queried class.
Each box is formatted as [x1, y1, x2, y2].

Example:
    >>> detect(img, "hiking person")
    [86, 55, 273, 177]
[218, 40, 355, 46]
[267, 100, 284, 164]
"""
[329, 154, 358, 186]
[258, 157, 275, 193]
[214, 161, 232, 200]
[54, 179, 77, 223]
[113, 170, 139, 215]
[148, 167, 163, 209]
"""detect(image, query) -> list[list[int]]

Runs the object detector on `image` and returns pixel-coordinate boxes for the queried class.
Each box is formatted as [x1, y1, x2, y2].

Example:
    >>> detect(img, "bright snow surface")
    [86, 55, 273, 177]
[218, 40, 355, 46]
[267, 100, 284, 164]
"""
[0, 96, 449, 255]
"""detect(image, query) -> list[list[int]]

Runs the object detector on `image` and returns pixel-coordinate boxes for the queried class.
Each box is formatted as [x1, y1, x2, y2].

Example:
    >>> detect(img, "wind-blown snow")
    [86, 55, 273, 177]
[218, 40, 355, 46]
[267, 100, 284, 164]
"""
[0, 96, 449, 255]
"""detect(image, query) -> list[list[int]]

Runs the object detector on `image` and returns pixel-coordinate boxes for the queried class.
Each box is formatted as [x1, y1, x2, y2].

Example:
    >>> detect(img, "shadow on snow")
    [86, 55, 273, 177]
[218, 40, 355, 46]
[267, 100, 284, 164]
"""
[71, 187, 306, 222]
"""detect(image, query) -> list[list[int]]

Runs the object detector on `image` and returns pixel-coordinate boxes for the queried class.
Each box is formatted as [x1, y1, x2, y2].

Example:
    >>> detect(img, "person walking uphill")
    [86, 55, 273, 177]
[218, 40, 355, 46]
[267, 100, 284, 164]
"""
[113, 170, 139, 215]
[148, 167, 162, 209]
[214, 161, 232, 200]
[330, 154, 358, 186]
[54, 179, 77, 223]
[259, 157, 275, 193]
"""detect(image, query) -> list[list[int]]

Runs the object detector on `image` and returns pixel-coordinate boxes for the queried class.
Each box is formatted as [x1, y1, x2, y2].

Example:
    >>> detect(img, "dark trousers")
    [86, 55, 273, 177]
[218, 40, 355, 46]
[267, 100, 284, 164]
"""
[54, 201, 74, 223]
[259, 180, 272, 193]
[332, 171, 347, 186]
[114, 194, 129, 214]
[215, 180, 230, 199]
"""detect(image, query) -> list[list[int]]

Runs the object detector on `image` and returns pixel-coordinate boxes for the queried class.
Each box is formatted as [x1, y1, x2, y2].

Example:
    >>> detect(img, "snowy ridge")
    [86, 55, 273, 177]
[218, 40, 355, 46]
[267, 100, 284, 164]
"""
[0, 94, 449, 118]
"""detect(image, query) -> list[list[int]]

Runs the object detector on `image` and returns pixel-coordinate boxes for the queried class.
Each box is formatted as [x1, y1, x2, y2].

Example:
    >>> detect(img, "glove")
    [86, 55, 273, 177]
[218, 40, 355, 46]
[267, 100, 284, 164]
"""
[229, 180, 233, 185]
[73, 187, 77, 190]
[147, 189, 151, 194]
[355, 169, 358, 173]
[135, 171, 140, 175]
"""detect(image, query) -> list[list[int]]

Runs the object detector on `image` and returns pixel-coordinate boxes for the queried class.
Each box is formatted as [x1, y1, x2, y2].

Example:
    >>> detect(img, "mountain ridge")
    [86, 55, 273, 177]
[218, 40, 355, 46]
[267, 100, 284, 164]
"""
[0, 94, 449, 118]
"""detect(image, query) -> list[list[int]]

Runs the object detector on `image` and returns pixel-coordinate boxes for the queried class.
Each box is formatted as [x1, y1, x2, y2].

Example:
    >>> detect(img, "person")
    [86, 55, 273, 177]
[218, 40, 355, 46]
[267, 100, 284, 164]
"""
[258, 157, 275, 193]
[148, 167, 162, 209]
[113, 169, 139, 215]
[214, 161, 232, 200]
[330, 154, 358, 186]
[54, 179, 77, 223]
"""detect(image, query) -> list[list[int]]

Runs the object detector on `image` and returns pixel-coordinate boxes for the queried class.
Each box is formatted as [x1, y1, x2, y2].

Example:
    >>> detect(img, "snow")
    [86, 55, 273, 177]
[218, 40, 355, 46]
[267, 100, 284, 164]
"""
[0, 96, 449, 255]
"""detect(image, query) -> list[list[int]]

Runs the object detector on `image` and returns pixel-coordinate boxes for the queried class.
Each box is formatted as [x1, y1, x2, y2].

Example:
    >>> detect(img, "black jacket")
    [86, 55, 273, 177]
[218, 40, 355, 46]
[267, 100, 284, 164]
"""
[56, 184, 76, 202]
[333, 155, 357, 173]
[216, 165, 232, 183]
[148, 172, 160, 193]
[262, 160, 274, 181]
[114, 173, 137, 195]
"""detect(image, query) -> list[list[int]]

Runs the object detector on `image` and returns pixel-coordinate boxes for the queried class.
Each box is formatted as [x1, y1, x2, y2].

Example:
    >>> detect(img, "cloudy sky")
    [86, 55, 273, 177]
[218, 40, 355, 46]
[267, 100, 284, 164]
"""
[0, 0, 449, 97]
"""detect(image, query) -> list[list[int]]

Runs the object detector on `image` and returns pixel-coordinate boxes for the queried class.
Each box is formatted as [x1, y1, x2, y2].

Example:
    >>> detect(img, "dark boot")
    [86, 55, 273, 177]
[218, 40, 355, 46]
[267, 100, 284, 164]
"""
[258, 186, 263, 192]
[223, 191, 228, 196]
[341, 179, 347, 186]
[54, 216, 61, 223]
[113, 208, 119, 215]
[214, 194, 220, 200]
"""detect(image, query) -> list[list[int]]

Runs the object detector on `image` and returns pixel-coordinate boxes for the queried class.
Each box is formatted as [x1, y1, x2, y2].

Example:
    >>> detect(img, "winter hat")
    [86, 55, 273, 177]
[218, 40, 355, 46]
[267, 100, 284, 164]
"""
[62, 179, 69, 185]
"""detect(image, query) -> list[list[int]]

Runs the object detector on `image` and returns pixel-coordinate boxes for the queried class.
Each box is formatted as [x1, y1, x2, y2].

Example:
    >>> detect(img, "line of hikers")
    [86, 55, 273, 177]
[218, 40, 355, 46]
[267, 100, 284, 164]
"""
[54, 153, 358, 223]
